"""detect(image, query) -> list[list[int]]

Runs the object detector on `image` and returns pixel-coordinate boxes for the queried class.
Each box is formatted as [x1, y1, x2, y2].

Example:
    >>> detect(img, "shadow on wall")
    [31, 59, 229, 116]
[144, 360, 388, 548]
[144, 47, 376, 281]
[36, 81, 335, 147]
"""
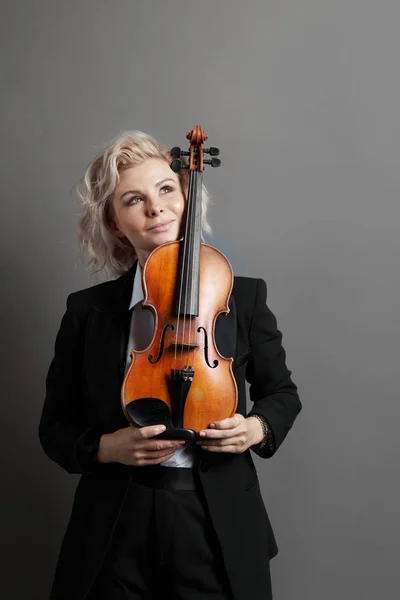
[0, 253, 79, 599]
[236, 218, 399, 598]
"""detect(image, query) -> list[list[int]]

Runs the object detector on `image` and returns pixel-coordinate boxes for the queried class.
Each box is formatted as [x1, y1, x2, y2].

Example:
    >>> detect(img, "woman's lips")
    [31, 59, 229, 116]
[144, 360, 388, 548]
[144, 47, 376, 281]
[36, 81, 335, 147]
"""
[148, 220, 174, 232]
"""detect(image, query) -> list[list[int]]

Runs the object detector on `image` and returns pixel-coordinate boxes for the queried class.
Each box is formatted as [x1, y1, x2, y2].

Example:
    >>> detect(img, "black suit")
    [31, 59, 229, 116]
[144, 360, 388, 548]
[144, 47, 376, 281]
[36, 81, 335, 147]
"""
[39, 263, 301, 600]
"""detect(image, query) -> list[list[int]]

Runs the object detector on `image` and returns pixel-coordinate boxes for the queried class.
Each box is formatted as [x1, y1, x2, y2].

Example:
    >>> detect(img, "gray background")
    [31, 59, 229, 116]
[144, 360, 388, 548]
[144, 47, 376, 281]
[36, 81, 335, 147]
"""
[1, 1, 399, 598]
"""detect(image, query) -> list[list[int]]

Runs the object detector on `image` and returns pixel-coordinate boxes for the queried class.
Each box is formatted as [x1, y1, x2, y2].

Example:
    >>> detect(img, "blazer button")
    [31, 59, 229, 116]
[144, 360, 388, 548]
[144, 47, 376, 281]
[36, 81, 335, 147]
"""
[201, 460, 209, 472]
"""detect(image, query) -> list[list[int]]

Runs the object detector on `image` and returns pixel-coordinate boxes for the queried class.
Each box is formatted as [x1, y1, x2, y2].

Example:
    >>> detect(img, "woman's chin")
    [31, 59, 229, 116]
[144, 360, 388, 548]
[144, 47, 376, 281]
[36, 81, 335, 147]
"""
[153, 230, 180, 246]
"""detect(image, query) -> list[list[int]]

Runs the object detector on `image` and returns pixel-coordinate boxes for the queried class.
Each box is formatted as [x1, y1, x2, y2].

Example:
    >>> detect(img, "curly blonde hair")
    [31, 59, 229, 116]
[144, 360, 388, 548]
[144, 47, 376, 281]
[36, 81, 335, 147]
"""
[77, 131, 212, 277]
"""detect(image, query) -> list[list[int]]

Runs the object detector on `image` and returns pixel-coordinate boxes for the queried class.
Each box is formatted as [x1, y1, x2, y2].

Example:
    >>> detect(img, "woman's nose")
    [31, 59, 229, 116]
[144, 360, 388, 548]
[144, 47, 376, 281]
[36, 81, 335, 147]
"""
[146, 195, 163, 216]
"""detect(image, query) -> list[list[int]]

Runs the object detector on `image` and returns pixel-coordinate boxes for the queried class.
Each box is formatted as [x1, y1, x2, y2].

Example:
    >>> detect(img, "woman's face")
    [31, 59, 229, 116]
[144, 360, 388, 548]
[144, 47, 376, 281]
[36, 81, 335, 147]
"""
[111, 157, 186, 266]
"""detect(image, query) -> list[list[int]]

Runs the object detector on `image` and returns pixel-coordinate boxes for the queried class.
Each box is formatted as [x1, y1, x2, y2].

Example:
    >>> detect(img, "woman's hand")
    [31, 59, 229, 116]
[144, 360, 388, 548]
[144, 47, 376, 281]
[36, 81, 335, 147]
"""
[196, 413, 264, 454]
[97, 425, 185, 466]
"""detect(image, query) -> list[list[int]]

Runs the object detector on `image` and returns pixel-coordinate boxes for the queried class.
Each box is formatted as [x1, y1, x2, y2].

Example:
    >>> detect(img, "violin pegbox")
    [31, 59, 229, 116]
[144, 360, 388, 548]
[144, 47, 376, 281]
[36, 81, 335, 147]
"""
[170, 125, 221, 172]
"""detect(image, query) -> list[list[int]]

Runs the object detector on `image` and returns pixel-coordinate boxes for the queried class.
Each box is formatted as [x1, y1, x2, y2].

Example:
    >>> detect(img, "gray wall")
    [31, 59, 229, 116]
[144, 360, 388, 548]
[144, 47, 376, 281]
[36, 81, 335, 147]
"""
[1, 1, 399, 598]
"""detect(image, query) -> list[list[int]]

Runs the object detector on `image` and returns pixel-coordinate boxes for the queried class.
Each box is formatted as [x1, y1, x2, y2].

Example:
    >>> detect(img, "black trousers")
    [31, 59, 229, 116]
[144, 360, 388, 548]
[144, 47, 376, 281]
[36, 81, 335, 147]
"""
[87, 467, 234, 600]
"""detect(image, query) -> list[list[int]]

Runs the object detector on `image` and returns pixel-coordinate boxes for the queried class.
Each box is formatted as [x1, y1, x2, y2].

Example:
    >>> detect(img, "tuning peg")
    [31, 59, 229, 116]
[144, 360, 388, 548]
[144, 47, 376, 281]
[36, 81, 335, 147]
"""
[171, 146, 190, 159]
[171, 146, 181, 159]
[170, 159, 182, 172]
[203, 158, 221, 167]
[204, 147, 220, 156]
[170, 159, 189, 172]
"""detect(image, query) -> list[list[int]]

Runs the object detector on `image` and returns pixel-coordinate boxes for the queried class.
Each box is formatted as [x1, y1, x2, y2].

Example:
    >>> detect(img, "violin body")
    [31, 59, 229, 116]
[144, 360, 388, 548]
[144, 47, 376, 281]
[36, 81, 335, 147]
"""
[121, 240, 238, 437]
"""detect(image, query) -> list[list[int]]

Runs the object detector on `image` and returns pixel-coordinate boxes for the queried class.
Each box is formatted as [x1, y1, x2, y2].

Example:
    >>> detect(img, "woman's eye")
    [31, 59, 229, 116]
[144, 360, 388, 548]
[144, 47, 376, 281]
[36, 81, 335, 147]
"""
[160, 185, 173, 194]
[127, 196, 142, 205]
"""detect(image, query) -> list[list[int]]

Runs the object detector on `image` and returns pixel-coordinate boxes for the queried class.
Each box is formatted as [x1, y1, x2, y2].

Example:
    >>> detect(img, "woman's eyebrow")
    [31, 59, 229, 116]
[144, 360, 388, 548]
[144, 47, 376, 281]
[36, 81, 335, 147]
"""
[120, 189, 140, 200]
[155, 177, 175, 187]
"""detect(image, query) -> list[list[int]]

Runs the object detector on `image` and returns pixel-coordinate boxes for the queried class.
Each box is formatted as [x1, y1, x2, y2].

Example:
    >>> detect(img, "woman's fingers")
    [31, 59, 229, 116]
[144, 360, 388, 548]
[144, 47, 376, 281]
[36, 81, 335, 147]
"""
[133, 439, 185, 464]
[199, 434, 245, 446]
[133, 425, 185, 452]
[199, 413, 245, 438]
[196, 414, 254, 454]
[146, 440, 185, 454]
[198, 436, 246, 453]
[134, 448, 180, 466]
[118, 424, 185, 465]
[136, 424, 167, 439]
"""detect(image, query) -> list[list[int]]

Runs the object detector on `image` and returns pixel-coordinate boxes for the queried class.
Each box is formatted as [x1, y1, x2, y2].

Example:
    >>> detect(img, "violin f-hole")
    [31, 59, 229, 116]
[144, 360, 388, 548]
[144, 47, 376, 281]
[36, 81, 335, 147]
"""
[197, 326, 218, 369]
[148, 323, 174, 364]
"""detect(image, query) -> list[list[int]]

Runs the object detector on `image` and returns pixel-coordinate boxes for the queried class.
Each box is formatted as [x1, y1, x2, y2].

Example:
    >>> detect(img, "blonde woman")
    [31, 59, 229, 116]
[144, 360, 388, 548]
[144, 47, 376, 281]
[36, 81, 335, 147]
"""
[39, 131, 301, 600]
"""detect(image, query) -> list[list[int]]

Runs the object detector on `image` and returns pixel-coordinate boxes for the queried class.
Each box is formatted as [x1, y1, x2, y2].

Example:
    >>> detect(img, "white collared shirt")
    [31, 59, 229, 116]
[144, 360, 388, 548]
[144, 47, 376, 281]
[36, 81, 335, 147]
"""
[124, 264, 195, 467]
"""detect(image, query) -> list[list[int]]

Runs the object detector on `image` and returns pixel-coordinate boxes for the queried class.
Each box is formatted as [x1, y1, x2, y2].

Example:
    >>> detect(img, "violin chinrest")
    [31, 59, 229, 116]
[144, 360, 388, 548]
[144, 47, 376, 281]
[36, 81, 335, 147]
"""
[125, 398, 197, 441]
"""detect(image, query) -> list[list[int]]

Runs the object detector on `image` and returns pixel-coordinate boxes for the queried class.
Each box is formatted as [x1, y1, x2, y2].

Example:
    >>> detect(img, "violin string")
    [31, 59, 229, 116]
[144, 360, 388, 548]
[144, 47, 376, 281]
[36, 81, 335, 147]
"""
[175, 162, 192, 369]
[175, 164, 192, 370]
[186, 168, 199, 371]
[174, 212, 185, 370]
[174, 158, 201, 375]
[189, 169, 201, 369]
[181, 169, 195, 370]
[188, 170, 198, 370]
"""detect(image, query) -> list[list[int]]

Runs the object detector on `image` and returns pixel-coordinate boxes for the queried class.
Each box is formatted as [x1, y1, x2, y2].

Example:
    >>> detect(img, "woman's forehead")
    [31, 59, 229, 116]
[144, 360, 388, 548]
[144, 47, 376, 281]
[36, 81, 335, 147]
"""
[118, 157, 176, 184]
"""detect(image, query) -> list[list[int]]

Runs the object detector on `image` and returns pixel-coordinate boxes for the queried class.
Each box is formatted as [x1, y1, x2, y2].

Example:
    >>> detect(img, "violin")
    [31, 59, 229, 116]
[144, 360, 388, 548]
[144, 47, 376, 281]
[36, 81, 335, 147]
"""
[121, 125, 237, 440]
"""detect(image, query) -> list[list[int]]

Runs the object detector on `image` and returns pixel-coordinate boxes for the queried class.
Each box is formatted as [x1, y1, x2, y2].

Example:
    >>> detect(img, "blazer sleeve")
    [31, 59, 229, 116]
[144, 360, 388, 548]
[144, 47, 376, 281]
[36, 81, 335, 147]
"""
[39, 294, 103, 475]
[246, 278, 301, 458]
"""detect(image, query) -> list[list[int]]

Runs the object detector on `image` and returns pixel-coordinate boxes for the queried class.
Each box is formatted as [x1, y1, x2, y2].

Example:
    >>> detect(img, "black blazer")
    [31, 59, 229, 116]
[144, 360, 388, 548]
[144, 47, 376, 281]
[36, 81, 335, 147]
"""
[39, 264, 301, 600]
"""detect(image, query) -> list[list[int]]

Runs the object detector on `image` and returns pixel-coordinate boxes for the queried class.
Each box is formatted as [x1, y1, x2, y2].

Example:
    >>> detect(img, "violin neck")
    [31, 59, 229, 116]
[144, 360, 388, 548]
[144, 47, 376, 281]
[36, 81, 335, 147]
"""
[176, 170, 202, 317]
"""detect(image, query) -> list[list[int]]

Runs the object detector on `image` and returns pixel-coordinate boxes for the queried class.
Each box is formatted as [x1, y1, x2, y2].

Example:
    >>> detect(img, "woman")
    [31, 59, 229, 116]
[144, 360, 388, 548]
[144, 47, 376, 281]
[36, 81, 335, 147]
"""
[39, 130, 301, 600]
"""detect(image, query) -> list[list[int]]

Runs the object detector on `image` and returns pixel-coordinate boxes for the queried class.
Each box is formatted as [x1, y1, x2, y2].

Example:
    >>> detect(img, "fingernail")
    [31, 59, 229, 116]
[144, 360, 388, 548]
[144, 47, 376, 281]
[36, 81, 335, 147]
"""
[199, 431, 206, 437]
[158, 425, 166, 432]
[209, 423, 216, 428]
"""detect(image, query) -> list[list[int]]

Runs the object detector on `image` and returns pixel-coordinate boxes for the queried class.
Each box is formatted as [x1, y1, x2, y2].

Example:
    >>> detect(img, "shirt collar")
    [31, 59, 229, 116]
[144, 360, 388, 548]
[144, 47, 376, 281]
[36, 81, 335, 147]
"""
[128, 262, 144, 309]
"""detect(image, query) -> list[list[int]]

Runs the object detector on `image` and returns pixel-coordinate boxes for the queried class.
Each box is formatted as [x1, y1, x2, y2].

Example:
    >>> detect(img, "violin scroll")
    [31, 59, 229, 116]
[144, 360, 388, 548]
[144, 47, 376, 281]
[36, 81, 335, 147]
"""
[170, 126, 221, 172]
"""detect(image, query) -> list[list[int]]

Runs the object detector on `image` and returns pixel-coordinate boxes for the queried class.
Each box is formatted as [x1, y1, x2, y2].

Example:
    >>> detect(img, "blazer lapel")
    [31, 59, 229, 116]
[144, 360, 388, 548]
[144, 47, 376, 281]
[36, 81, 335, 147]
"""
[84, 264, 137, 425]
